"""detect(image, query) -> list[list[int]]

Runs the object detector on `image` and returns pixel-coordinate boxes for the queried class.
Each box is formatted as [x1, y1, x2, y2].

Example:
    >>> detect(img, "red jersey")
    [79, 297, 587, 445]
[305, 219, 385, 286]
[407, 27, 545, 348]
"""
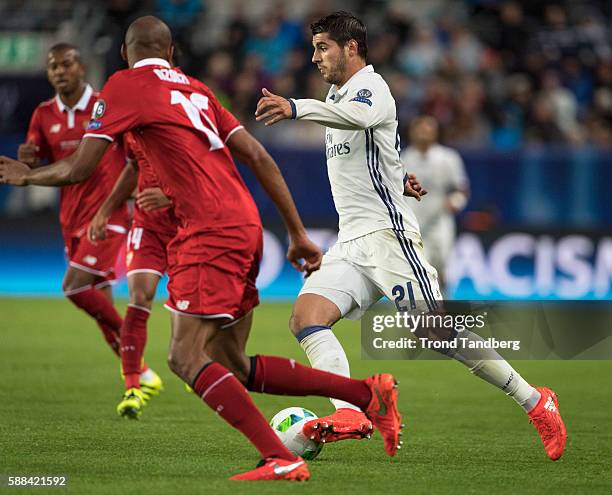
[27, 84, 129, 236]
[123, 131, 179, 236]
[84, 59, 260, 239]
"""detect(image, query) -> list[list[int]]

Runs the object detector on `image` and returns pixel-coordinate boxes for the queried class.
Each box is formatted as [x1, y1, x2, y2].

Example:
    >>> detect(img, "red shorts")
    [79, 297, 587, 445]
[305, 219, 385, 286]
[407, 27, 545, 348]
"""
[126, 226, 176, 278]
[165, 225, 262, 322]
[64, 228, 127, 283]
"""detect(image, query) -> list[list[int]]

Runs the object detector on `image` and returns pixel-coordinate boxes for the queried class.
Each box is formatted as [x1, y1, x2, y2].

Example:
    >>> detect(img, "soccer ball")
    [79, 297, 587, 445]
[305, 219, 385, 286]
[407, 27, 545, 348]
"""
[270, 407, 324, 460]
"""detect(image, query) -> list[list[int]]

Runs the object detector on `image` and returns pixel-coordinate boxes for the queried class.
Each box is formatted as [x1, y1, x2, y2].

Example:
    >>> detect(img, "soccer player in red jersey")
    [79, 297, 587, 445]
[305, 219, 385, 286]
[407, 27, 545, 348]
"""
[17, 43, 161, 393]
[87, 131, 178, 417]
[0, 17, 403, 480]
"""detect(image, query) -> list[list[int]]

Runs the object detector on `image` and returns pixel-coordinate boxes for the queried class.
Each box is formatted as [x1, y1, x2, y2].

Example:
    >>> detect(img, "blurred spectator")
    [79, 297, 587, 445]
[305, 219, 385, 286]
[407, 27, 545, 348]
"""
[525, 96, 565, 144]
[244, 5, 303, 76]
[221, 10, 250, 62]
[491, 74, 532, 149]
[495, 2, 531, 72]
[448, 24, 483, 74]
[421, 76, 454, 126]
[155, 0, 203, 74]
[445, 78, 491, 147]
[398, 26, 443, 77]
[98, 0, 147, 77]
[156, 0, 201, 30]
[540, 70, 580, 140]
[586, 87, 612, 147]
[561, 57, 594, 106]
[537, 4, 578, 65]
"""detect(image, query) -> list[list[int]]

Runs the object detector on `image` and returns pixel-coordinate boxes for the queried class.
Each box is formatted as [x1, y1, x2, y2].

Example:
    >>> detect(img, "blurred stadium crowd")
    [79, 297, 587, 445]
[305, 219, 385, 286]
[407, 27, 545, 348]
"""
[1, 0, 612, 149]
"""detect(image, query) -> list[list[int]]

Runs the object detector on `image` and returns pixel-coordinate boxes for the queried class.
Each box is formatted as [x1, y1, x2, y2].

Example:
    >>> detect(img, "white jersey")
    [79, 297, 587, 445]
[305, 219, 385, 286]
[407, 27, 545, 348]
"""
[292, 65, 420, 242]
[400, 144, 468, 238]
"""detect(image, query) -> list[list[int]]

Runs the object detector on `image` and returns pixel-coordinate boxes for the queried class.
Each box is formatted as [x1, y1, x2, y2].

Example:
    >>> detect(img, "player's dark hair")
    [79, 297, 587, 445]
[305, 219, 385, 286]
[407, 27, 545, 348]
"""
[311, 11, 368, 60]
[48, 42, 81, 61]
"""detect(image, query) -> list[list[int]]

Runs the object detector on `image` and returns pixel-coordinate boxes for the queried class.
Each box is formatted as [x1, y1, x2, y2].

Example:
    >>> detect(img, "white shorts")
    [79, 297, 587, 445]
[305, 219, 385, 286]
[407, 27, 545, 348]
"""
[300, 229, 442, 320]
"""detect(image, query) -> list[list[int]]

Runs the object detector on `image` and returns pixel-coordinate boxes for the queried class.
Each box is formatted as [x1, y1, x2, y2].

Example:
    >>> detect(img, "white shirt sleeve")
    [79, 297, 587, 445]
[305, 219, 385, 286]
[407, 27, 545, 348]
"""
[444, 148, 470, 212]
[447, 149, 469, 191]
[292, 85, 388, 130]
[399, 148, 412, 176]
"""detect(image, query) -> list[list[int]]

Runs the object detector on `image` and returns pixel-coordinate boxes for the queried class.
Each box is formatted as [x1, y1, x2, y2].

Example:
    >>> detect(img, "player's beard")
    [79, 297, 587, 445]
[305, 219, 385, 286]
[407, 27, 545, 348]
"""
[326, 53, 347, 86]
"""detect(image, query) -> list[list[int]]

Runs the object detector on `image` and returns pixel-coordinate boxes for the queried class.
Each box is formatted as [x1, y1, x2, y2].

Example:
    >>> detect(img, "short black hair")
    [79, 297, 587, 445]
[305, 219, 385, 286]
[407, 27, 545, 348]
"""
[311, 11, 368, 60]
[48, 42, 81, 61]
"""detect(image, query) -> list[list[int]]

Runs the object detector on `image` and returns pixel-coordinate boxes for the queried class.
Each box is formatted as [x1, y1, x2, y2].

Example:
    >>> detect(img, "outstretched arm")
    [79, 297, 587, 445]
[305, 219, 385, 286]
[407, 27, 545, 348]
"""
[0, 137, 109, 186]
[256, 88, 386, 130]
[226, 128, 322, 274]
[88, 160, 139, 242]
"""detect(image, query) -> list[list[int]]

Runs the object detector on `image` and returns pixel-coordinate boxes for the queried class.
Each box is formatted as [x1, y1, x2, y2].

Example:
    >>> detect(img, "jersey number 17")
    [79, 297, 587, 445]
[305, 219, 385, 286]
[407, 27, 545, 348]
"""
[170, 90, 224, 151]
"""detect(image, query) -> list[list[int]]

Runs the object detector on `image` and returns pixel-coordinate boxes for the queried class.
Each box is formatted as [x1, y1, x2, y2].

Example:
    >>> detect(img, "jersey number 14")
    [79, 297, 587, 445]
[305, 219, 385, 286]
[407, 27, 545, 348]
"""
[170, 90, 224, 151]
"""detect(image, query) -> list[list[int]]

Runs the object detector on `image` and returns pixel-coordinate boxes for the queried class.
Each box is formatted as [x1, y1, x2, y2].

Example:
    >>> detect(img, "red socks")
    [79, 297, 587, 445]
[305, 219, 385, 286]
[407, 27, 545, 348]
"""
[248, 355, 371, 411]
[121, 305, 150, 389]
[66, 287, 122, 356]
[193, 362, 297, 461]
[67, 288, 151, 388]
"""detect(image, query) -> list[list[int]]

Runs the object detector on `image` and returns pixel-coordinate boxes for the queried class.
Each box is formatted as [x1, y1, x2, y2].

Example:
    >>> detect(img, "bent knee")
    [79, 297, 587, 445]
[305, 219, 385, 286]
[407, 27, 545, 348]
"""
[62, 268, 97, 294]
[62, 274, 83, 293]
[167, 342, 213, 385]
[166, 349, 184, 379]
[130, 287, 155, 308]
[62, 281, 90, 295]
[206, 346, 250, 384]
[167, 345, 192, 382]
[289, 294, 342, 335]
[289, 308, 337, 335]
[230, 359, 250, 385]
[288, 312, 304, 335]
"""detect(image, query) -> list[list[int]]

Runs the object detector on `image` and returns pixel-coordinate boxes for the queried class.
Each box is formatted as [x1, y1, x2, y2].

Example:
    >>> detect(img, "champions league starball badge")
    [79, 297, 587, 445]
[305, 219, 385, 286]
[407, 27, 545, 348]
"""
[350, 88, 373, 106]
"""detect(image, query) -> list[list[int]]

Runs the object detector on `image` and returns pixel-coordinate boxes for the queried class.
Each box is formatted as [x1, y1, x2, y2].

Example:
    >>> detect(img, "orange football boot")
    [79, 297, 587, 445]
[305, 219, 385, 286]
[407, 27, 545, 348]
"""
[528, 387, 566, 461]
[364, 373, 403, 456]
[229, 457, 310, 481]
[302, 408, 373, 443]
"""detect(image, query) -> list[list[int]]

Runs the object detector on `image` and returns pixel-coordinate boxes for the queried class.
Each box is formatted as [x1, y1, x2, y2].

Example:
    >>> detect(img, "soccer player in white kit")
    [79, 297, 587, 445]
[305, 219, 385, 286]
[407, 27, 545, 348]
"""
[255, 11, 566, 461]
[401, 116, 470, 293]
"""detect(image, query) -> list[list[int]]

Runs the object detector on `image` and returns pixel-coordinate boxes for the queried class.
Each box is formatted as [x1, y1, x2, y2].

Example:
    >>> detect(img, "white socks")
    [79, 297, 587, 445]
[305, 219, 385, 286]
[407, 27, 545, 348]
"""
[448, 330, 541, 412]
[140, 367, 155, 381]
[296, 325, 541, 414]
[297, 326, 361, 411]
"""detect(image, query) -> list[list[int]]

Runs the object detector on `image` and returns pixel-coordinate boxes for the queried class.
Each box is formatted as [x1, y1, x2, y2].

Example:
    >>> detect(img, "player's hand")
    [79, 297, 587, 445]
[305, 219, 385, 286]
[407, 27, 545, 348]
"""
[0, 156, 31, 186]
[255, 88, 293, 126]
[17, 140, 40, 168]
[87, 212, 109, 242]
[136, 188, 172, 211]
[287, 234, 323, 276]
[403, 173, 427, 201]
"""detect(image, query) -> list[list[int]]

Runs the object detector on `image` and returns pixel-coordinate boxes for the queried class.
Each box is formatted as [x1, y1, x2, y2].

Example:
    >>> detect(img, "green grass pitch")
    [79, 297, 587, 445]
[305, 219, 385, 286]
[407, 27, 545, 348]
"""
[1, 298, 611, 494]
